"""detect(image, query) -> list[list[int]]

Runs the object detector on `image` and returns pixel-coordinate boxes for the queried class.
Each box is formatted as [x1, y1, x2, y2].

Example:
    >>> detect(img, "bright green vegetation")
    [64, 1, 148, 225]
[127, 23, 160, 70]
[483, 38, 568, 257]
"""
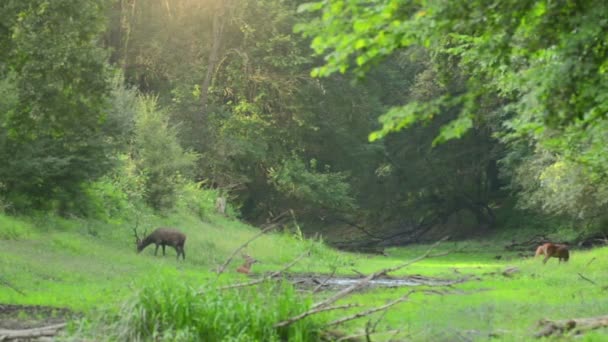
[2, 1, 608, 340]
[2, 212, 608, 340]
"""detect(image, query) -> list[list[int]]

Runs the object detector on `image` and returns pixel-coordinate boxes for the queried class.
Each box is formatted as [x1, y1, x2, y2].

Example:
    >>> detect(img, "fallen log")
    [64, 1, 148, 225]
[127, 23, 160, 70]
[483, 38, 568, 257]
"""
[535, 315, 608, 338]
[0, 323, 66, 341]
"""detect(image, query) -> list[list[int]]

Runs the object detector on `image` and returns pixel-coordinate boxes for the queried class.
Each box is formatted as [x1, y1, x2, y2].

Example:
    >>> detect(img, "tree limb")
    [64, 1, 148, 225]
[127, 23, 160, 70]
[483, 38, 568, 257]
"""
[311, 237, 448, 311]
[577, 272, 597, 285]
[0, 277, 26, 296]
[0, 323, 66, 340]
[325, 290, 415, 327]
[535, 315, 608, 338]
[273, 304, 359, 328]
[336, 329, 402, 342]
[313, 267, 337, 294]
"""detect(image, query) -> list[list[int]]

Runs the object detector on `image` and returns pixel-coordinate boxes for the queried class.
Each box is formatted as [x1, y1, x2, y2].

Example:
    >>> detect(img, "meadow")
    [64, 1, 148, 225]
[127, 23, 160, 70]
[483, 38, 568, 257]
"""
[1, 212, 608, 341]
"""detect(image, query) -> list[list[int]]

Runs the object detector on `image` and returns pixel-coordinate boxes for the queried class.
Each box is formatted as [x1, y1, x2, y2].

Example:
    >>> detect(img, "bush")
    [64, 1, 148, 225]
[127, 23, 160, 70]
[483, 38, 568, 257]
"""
[132, 96, 199, 212]
[109, 277, 323, 341]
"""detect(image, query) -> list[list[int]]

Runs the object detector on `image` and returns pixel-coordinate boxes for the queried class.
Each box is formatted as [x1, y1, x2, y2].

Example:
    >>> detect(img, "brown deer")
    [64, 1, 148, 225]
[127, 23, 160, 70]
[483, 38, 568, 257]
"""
[535, 243, 569, 264]
[134, 227, 187, 260]
[236, 254, 258, 274]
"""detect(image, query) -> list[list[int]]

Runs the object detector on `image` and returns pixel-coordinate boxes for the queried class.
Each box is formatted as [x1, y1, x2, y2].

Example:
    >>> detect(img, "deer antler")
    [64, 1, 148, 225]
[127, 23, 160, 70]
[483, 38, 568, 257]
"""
[132, 214, 146, 242]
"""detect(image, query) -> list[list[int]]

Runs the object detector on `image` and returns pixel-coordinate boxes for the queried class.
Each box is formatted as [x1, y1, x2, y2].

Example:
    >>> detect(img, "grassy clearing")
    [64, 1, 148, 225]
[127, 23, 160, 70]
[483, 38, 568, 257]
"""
[2, 212, 608, 340]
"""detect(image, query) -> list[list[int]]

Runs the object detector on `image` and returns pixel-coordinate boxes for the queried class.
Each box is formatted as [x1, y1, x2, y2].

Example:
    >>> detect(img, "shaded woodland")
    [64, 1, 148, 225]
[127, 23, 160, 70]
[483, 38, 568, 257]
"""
[1, 0, 608, 248]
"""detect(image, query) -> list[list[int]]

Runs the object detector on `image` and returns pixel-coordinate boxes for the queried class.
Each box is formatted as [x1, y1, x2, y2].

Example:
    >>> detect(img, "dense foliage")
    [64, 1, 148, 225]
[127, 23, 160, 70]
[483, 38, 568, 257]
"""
[297, 0, 608, 228]
[1, 0, 606, 240]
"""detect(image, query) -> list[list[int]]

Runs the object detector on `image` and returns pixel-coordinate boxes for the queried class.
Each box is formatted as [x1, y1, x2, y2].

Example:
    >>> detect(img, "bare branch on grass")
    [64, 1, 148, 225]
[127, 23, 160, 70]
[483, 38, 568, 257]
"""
[313, 267, 337, 294]
[273, 304, 360, 328]
[274, 237, 448, 329]
[325, 290, 415, 327]
[577, 273, 597, 285]
[351, 268, 366, 278]
[0, 323, 66, 340]
[535, 315, 608, 338]
[335, 329, 402, 342]
[311, 237, 448, 311]
[0, 277, 26, 296]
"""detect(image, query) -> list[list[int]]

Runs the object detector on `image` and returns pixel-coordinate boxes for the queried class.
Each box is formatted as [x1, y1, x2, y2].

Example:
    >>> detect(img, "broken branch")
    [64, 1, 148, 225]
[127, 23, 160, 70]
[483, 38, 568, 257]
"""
[311, 237, 448, 311]
[0, 323, 66, 340]
[535, 315, 608, 338]
[274, 303, 359, 328]
[325, 290, 415, 327]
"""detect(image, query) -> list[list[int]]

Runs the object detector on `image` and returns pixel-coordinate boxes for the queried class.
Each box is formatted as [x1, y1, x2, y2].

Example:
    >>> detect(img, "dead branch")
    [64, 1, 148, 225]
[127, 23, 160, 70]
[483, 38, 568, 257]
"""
[0, 277, 26, 296]
[208, 250, 310, 292]
[535, 315, 608, 338]
[351, 268, 366, 278]
[586, 257, 597, 267]
[0, 323, 66, 340]
[311, 237, 448, 311]
[325, 290, 415, 327]
[336, 329, 402, 342]
[216, 224, 280, 276]
[577, 272, 597, 285]
[274, 238, 448, 329]
[313, 268, 337, 294]
[274, 304, 359, 328]
[370, 310, 387, 334]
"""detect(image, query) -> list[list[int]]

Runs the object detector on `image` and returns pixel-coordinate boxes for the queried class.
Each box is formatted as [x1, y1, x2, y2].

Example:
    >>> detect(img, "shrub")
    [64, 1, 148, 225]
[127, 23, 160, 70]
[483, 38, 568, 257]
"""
[110, 277, 323, 341]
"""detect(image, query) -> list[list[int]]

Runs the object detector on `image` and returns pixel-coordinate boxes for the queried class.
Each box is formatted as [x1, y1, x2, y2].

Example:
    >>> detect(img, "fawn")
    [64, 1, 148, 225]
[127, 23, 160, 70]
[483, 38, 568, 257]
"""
[236, 254, 258, 274]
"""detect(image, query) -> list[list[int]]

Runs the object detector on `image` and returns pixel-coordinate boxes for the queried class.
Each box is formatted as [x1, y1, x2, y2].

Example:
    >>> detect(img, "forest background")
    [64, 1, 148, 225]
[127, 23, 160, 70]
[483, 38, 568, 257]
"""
[1, 0, 607, 248]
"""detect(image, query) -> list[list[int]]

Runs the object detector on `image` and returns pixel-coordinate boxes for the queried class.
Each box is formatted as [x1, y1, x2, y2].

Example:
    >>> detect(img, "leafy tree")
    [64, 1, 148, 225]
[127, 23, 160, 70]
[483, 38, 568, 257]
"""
[297, 0, 608, 226]
[0, 0, 118, 212]
[131, 96, 198, 211]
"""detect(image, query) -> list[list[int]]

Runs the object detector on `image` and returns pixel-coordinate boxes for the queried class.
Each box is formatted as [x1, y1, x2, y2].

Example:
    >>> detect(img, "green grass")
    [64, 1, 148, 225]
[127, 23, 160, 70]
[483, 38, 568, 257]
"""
[2, 212, 608, 341]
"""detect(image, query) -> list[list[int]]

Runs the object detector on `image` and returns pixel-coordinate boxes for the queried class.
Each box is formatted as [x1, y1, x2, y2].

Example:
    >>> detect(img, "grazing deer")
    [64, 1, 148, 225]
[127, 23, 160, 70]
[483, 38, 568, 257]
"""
[535, 243, 569, 264]
[133, 226, 187, 260]
[236, 254, 258, 274]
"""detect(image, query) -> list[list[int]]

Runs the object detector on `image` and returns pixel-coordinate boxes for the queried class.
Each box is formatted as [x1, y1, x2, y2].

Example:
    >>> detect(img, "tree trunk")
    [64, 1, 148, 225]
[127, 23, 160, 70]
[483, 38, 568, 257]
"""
[199, 0, 230, 140]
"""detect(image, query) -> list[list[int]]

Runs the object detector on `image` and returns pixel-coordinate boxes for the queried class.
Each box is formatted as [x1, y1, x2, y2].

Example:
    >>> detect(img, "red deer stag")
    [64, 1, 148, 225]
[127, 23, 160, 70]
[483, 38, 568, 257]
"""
[133, 227, 187, 260]
[236, 254, 258, 274]
[535, 243, 569, 264]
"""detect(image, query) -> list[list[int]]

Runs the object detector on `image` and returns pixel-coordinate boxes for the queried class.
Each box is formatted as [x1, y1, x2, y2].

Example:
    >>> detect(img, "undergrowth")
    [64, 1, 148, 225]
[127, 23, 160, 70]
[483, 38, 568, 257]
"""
[95, 277, 321, 341]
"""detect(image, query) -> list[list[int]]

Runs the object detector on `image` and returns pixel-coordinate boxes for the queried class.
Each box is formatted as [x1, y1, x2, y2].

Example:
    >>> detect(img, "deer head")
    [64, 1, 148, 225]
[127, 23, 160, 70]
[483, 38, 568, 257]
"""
[132, 218, 148, 253]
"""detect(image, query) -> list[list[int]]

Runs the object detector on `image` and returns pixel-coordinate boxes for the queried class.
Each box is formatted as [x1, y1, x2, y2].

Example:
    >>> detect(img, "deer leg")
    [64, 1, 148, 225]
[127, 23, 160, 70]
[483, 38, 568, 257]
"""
[154, 244, 159, 256]
[543, 255, 549, 264]
[162, 244, 166, 256]
[181, 247, 185, 260]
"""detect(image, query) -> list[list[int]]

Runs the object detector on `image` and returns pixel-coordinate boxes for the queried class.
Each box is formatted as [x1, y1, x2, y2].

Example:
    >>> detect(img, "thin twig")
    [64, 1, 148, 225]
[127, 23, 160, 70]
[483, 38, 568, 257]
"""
[273, 304, 359, 328]
[216, 224, 279, 276]
[370, 310, 387, 332]
[207, 250, 310, 292]
[336, 329, 402, 342]
[577, 272, 597, 285]
[325, 290, 415, 327]
[274, 237, 448, 329]
[313, 267, 337, 294]
[0, 277, 26, 296]
[351, 268, 366, 278]
[586, 257, 597, 267]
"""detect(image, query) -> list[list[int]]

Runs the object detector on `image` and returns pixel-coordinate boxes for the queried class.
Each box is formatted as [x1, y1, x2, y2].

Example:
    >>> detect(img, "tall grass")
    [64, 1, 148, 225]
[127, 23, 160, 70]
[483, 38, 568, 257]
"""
[106, 276, 322, 341]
